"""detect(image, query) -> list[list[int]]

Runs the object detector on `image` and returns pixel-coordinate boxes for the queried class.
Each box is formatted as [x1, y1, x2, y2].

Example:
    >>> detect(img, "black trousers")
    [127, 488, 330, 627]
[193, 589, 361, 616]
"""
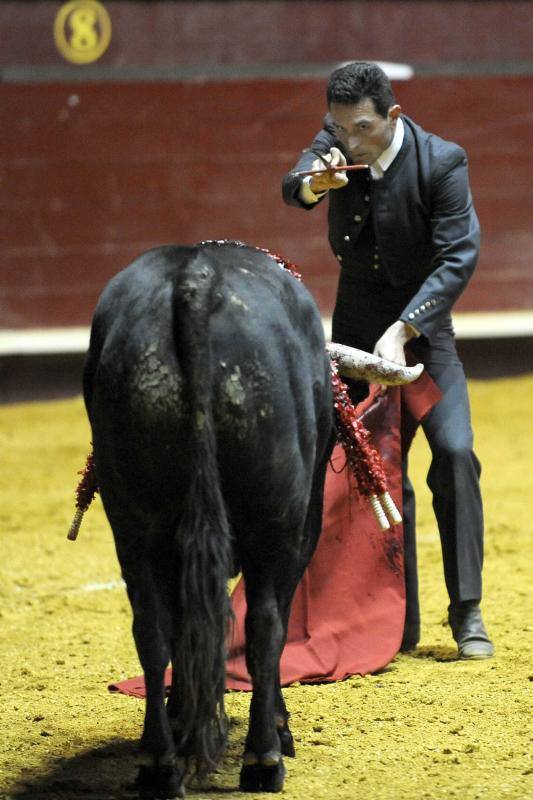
[332, 278, 484, 622]
[402, 327, 484, 625]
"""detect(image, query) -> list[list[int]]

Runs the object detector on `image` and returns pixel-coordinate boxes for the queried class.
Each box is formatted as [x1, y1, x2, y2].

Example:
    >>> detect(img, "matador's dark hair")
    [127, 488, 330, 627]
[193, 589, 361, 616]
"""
[327, 61, 396, 118]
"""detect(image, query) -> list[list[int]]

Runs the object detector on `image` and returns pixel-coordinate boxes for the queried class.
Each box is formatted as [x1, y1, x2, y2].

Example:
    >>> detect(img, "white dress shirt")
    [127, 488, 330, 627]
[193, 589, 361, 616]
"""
[297, 118, 419, 337]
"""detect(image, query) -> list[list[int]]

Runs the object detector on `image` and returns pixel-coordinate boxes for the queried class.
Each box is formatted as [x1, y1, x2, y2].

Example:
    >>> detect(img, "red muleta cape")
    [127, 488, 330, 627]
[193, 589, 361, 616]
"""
[110, 374, 440, 697]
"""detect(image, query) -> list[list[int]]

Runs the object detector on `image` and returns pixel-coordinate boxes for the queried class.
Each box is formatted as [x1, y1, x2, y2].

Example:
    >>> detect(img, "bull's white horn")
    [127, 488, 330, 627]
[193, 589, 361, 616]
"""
[327, 342, 424, 386]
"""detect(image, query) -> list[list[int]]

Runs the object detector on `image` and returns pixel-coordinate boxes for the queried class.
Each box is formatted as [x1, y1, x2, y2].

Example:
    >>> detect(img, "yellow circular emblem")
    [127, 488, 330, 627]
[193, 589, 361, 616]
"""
[54, 0, 112, 65]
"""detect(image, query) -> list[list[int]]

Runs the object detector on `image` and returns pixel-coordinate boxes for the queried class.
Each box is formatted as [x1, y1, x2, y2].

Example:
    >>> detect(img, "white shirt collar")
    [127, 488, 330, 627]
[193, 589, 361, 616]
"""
[370, 116, 404, 180]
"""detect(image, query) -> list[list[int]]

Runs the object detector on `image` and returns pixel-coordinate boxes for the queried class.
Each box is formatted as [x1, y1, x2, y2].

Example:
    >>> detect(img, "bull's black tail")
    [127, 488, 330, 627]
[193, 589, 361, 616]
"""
[170, 251, 232, 771]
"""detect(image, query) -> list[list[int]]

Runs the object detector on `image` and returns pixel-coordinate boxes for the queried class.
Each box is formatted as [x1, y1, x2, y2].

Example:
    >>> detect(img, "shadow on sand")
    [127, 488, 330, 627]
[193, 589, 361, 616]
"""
[410, 645, 458, 662]
[3, 738, 242, 800]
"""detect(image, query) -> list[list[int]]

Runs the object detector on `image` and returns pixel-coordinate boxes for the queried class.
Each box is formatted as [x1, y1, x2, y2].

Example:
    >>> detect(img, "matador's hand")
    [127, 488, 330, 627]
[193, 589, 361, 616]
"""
[309, 147, 349, 193]
[373, 320, 417, 366]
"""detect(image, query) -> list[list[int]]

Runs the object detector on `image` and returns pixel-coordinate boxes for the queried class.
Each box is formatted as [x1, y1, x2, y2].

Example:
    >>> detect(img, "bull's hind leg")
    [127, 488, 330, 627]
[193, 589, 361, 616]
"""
[111, 525, 185, 800]
[274, 668, 295, 758]
[239, 575, 293, 793]
[239, 486, 327, 792]
[269, 450, 330, 767]
[132, 610, 184, 799]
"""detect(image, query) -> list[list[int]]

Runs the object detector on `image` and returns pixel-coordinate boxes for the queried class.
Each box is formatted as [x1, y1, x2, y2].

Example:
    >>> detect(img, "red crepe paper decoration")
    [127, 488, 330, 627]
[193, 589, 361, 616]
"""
[67, 450, 98, 541]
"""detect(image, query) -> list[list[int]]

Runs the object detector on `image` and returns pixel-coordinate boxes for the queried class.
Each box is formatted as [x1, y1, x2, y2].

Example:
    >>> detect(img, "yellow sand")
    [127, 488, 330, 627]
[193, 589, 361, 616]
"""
[1, 376, 532, 799]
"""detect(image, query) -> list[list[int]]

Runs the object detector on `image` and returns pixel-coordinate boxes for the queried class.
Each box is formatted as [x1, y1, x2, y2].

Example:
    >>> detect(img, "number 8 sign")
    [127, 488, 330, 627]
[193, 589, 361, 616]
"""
[54, 0, 112, 64]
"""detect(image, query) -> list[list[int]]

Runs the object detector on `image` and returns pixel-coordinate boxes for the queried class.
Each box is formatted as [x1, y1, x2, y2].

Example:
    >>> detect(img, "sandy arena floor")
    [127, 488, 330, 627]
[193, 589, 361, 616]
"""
[1, 375, 532, 800]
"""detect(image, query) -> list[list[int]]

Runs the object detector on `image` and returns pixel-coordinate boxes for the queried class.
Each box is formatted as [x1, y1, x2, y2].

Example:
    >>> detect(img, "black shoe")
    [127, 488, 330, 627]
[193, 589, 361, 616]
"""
[448, 601, 494, 660]
[400, 621, 420, 652]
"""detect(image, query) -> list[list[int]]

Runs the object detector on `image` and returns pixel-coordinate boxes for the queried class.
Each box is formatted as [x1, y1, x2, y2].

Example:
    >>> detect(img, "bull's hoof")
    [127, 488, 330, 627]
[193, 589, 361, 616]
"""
[277, 727, 295, 758]
[239, 757, 285, 793]
[136, 763, 185, 799]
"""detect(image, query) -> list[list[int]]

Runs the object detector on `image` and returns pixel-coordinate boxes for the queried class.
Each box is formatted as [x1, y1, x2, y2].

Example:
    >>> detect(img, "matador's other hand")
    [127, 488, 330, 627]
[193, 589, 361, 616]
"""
[309, 147, 349, 193]
[373, 320, 417, 366]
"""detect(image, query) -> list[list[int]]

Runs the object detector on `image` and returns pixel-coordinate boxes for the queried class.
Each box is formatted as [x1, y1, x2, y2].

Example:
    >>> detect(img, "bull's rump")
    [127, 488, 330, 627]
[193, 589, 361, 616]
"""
[85, 243, 332, 520]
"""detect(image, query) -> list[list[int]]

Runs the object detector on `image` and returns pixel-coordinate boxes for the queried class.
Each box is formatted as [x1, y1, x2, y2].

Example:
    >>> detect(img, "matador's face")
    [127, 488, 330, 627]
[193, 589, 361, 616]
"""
[328, 97, 402, 166]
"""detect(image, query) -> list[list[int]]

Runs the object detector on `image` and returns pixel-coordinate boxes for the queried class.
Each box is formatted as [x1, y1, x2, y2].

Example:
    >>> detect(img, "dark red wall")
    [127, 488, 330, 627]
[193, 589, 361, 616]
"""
[1, 1, 532, 328]
[2, 75, 533, 327]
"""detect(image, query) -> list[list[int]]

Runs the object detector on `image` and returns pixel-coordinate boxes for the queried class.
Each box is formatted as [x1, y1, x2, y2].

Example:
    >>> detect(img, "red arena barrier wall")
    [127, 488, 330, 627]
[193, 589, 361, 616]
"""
[1, 0, 532, 330]
[1, 75, 532, 329]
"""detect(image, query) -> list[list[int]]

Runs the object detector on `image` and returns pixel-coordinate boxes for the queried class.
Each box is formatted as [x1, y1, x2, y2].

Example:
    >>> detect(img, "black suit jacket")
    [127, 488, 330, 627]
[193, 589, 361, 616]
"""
[282, 115, 480, 342]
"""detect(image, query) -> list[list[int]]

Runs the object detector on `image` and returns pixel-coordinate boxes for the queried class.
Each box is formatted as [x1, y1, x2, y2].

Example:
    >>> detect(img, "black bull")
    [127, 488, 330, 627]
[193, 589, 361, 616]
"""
[83, 242, 336, 796]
